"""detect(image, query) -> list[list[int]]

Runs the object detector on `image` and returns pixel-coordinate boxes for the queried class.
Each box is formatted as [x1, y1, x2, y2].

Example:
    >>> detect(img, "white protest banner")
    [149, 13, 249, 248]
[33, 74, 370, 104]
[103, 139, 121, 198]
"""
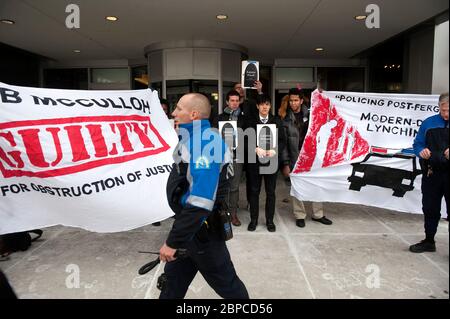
[290, 89, 445, 216]
[0, 82, 178, 234]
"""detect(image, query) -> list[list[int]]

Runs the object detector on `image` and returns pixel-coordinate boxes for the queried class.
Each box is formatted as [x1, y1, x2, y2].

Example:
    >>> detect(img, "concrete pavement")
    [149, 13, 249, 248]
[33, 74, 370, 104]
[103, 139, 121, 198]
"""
[1, 176, 448, 299]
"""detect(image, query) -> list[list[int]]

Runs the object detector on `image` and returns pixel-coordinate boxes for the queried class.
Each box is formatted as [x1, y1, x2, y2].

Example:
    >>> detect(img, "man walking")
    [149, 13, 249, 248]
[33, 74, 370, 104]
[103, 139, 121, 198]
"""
[159, 93, 249, 299]
[410, 92, 449, 253]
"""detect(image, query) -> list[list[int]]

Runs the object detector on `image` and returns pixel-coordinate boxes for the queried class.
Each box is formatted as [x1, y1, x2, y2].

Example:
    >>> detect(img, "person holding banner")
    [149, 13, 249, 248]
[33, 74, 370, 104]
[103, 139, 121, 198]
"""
[212, 90, 248, 227]
[410, 92, 449, 253]
[158, 93, 248, 299]
[246, 94, 286, 232]
[234, 80, 263, 120]
[280, 88, 332, 228]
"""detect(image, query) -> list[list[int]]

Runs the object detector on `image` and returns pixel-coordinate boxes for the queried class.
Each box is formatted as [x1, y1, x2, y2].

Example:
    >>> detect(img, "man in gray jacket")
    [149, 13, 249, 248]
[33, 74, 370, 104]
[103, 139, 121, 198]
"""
[280, 88, 332, 228]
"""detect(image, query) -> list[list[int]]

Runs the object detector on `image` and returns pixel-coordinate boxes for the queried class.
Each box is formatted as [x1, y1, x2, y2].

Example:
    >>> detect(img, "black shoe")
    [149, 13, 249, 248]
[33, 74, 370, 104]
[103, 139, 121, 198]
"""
[409, 240, 436, 253]
[266, 222, 276, 232]
[247, 220, 257, 231]
[296, 219, 305, 228]
[312, 216, 332, 225]
[152, 222, 161, 226]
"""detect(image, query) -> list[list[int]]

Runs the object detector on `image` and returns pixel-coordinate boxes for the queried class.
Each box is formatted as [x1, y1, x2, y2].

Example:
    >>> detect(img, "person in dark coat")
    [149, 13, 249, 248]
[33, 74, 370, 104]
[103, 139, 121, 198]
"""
[280, 88, 332, 228]
[234, 81, 264, 212]
[246, 94, 286, 232]
[410, 92, 449, 253]
[212, 90, 247, 226]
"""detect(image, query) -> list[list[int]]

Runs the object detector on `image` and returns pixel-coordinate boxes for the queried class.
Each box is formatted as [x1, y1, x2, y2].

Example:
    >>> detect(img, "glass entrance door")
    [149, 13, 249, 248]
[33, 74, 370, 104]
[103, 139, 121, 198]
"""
[166, 79, 218, 116]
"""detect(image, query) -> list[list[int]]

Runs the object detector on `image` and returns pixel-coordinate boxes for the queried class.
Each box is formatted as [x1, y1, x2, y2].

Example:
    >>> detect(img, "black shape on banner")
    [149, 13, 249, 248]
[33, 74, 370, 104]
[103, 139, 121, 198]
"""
[244, 63, 258, 88]
[347, 153, 422, 197]
[259, 125, 274, 151]
[221, 122, 236, 150]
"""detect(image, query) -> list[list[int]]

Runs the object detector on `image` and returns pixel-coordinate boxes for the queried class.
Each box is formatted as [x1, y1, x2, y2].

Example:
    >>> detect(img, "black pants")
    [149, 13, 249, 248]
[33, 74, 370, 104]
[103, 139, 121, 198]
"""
[159, 237, 249, 299]
[421, 171, 449, 239]
[247, 164, 277, 223]
[245, 164, 251, 204]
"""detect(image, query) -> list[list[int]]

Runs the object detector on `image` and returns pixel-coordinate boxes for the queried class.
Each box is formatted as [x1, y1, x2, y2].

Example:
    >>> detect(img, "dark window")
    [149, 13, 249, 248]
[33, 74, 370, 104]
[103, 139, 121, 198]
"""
[317, 67, 365, 92]
[44, 68, 88, 89]
[0, 43, 40, 87]
[132, 66, 148, 89]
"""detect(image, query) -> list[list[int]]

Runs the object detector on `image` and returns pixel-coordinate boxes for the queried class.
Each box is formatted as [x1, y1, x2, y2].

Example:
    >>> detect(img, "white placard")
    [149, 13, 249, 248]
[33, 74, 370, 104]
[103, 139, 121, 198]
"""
[241, 60, 259, 89]
[257, 124, 277, 150]
[218, 120, 238, 150]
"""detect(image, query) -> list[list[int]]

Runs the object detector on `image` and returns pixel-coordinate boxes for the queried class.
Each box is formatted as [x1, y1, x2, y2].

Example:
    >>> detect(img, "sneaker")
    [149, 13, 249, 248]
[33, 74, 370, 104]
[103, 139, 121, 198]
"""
[295, 219, 305, 228]
[312, 216, 333, 225]
[266, 222, 276, 232]
[409, 240, 436, 253]
[247, 220, 257, 231]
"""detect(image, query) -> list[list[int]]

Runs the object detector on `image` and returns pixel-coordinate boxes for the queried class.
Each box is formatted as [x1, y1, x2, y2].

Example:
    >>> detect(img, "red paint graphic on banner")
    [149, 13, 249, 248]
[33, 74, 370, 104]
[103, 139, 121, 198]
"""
[293, 91, 370, 173]
[0, 115, 169, 178]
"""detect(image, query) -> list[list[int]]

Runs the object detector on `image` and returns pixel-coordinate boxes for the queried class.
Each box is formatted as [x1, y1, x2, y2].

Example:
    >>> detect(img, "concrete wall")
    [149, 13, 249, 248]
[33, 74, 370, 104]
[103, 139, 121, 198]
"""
[405, 25, 435, 94]
[432, 19, 449, 94]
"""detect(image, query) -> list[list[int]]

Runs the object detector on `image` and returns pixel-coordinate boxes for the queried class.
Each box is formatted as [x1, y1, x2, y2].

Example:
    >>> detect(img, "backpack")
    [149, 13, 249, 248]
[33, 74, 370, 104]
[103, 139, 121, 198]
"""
[0, 230, 43, 257]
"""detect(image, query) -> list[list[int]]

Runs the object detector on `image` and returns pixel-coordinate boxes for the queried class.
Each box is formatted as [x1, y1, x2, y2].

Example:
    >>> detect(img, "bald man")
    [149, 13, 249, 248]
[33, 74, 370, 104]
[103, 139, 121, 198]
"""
[159, 93, 249, 299]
